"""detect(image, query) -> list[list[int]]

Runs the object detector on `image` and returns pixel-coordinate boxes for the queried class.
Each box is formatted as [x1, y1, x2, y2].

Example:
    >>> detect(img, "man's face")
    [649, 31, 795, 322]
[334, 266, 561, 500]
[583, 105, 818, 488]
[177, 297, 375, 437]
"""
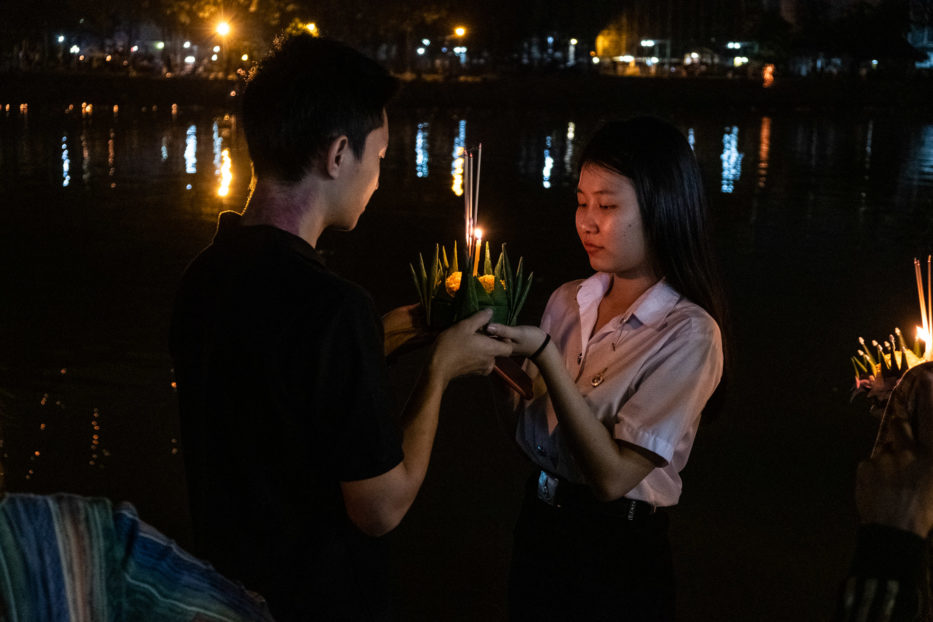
[333, 111, 389, 231]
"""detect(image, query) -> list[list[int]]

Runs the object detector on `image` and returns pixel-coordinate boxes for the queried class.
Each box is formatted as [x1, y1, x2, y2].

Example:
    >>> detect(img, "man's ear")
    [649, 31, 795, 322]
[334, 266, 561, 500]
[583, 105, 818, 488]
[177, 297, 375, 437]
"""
[324, 135, 350, 179]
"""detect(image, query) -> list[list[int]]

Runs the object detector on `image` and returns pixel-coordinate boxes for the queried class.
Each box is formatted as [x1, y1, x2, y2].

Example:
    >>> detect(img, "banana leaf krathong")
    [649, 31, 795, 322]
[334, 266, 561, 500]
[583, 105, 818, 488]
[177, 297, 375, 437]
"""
[410, 241, 533, 328]
[851, 257, 933, 416]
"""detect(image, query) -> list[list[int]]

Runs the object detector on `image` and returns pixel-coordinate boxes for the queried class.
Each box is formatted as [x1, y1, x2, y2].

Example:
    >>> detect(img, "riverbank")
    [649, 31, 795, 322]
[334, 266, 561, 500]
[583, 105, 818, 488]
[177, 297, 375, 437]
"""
[2, 70, 932, 112]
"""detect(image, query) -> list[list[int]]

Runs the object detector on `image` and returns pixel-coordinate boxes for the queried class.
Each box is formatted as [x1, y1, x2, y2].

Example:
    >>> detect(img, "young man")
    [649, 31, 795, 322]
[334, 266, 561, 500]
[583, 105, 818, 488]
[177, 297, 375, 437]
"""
[170, 34, 510, 621]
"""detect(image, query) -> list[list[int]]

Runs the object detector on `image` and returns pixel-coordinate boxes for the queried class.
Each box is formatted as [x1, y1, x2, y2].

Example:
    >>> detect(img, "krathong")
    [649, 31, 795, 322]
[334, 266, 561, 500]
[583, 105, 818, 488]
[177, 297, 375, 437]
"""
[851, 256, 933, 415]
[409, 144, 533, 329]
[409, 144, 534, 398]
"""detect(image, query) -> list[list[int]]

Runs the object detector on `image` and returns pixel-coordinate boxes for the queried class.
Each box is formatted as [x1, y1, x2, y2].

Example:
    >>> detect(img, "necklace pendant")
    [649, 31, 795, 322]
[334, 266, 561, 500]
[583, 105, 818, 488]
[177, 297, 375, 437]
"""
[591, 373, 604, 387]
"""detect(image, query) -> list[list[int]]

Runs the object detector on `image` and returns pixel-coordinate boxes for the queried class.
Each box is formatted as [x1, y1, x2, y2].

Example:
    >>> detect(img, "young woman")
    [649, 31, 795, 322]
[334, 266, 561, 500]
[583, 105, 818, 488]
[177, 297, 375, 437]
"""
[487, 116, 726, 621]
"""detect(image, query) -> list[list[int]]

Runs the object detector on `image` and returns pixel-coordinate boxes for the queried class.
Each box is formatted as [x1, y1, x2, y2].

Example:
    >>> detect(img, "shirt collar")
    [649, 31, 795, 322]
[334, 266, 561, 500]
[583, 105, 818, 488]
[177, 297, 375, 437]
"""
[576, 273, 682, 329]
[214, 210, 326, 267]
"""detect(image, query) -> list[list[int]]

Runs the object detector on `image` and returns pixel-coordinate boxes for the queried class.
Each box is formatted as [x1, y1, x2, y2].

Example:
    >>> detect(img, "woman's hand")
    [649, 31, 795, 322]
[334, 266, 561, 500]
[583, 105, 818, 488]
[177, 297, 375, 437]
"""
[485, 323, 548, 358]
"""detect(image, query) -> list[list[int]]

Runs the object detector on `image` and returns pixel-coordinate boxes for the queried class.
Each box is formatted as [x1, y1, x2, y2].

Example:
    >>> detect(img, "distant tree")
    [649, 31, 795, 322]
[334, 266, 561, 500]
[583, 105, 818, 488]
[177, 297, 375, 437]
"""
[837, 0, 918, 64]
[0, 0, 80, 67]
[159, 0, 301, 51]
[792, 0, 836, 55]
[908, 0, 933, 26]
[745, 9, 794, 62]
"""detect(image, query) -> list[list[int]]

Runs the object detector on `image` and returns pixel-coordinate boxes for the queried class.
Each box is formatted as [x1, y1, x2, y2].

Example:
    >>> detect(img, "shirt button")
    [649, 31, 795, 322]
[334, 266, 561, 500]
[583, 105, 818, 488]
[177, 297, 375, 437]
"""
[535, 444, 545, 456]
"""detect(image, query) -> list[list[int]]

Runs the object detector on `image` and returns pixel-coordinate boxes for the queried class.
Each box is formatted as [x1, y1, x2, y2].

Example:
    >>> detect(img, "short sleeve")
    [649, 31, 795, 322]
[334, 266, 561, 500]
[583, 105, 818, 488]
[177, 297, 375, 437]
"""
[303, 289, 404, 482]
[612, 317, 722, 464]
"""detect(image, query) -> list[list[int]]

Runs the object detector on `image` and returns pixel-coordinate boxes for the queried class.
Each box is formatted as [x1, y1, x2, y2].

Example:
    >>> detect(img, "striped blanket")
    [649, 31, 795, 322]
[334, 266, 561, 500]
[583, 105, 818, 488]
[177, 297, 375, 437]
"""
[0, 493, 274, 621]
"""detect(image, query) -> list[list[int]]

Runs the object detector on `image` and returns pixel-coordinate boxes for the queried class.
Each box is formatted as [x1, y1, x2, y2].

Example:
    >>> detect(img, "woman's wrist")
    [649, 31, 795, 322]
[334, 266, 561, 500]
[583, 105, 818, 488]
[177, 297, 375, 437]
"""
[528, 333, 551, 361]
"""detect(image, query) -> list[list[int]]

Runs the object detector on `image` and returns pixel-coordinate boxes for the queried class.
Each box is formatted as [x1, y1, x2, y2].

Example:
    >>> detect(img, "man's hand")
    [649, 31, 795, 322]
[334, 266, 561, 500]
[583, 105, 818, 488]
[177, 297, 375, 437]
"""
[429, 309, 512, 385]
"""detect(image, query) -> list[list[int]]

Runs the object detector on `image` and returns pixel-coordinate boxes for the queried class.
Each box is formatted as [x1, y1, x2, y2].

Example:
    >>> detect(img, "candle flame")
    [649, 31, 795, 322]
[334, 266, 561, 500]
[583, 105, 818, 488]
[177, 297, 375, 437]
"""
[918, 326, 931, 345]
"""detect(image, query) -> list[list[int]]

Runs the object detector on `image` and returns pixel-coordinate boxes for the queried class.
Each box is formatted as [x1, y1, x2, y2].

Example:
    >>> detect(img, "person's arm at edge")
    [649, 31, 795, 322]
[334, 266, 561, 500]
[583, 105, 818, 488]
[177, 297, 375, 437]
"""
[341, 309, 511, 536]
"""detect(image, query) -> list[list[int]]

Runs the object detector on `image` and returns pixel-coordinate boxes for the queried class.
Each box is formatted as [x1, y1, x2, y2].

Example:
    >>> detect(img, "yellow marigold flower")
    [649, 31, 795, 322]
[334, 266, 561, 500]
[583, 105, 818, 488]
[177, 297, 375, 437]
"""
[445, 272, 462, 296]
[478, 274, 496, 294]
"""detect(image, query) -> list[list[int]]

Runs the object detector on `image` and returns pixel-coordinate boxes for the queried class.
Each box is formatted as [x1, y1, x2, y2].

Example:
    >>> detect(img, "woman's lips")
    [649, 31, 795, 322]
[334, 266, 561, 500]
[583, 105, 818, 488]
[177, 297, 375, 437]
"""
[582, 243, 602, 254]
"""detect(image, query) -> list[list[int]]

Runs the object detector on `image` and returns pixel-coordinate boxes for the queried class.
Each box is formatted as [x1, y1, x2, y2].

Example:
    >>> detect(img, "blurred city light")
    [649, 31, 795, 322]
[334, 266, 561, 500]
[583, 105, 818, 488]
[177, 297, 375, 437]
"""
[641, 39, 655, 47]
[185, 56, 196, 64]
[454, 26, 466, 37]
[570, 38, 578, 45]
[213, 46, 221, 53]
[69, 45, 79, 54]
[184, 41, 191, 49]
[591, 57, 600, 64]
[241, 54, 249, 62]
[416, 47, 426, 56]
[155, 41, 165, 50]
[216, 22, 231, 37]
[57, 35, 64, 43]
[422, 38, 430, 46]
[306, 23, 318, 35]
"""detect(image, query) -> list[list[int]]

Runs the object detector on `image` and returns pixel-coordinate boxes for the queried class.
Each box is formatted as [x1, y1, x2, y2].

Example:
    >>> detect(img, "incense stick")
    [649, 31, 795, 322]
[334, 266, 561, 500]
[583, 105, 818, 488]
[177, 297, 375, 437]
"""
[462, 145, 483, 267]
[924, 255, 933, 358]
[917, 258, 929, 338]
[474, 143, 482, 234]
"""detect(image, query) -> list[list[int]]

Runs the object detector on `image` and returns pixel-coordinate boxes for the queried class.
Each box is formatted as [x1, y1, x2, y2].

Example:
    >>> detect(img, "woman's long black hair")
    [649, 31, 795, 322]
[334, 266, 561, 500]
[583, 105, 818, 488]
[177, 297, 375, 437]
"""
[580, 116, 730, 415]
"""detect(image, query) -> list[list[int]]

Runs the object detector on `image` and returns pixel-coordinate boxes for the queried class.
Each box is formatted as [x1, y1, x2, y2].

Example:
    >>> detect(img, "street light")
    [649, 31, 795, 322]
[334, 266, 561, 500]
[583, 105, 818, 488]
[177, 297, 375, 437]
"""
[306, 23, 318, 36]
[454, 26, 466, 38]
[216, 21, 231, 77]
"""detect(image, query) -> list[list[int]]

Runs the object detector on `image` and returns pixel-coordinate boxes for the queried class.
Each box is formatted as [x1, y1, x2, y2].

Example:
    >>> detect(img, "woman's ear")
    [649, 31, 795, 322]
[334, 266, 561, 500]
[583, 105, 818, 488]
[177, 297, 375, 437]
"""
[324, 135, 350, 179]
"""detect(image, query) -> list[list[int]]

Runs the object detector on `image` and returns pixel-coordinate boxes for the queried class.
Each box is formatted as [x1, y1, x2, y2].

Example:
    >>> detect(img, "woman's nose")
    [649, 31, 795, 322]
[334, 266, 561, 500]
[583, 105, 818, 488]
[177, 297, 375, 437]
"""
[577, 207, 596, 233]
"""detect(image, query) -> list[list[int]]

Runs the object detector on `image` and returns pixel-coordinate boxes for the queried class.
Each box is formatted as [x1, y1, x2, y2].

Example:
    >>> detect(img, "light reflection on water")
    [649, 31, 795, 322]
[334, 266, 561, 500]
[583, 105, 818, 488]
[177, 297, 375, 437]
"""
[757, 117, 771, 189]
[720, 126, 743, 194]
[184, 124, 197, 174]
[542, 135, 553, 189]
[450, 118, 466, 196]
[60, 134, 70, 187]
[415, 122, 429, 179]
[3, 103, 932, 225]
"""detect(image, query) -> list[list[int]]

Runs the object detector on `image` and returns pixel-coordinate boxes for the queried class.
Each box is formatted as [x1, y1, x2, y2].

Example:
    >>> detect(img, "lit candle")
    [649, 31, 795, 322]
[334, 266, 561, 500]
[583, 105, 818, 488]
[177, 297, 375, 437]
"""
[917, 326, 930, 358]
[472, 228, 483, 276]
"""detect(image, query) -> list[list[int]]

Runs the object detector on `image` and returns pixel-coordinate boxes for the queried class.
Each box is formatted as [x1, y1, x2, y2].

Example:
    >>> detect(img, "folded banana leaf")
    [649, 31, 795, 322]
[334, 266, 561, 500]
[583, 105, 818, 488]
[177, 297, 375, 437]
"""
[410, 242, 532, 329]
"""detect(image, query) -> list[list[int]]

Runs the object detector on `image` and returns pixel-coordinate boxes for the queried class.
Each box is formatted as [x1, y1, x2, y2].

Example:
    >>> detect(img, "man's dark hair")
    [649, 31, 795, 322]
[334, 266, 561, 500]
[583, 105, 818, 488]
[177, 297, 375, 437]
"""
[241, 34, 398, 183]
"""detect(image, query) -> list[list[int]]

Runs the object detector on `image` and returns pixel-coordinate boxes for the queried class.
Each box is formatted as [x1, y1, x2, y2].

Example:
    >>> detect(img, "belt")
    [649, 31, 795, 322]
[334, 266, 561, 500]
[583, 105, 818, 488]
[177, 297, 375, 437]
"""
[535, 470, 657, 521]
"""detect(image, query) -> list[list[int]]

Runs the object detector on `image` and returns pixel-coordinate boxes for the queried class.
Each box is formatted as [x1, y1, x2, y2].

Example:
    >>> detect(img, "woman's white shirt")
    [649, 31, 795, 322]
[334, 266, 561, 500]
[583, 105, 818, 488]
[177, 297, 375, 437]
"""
[516, 273, 723, 507]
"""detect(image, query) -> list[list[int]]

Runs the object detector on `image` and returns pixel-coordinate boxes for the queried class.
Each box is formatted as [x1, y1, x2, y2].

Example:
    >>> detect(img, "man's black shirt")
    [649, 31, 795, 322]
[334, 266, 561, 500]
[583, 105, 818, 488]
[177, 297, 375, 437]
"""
[170, 211, 403, 620]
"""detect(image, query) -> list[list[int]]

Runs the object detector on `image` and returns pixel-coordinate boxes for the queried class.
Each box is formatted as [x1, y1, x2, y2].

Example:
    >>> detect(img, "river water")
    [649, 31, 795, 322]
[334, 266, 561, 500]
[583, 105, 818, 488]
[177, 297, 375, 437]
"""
[1, 96, 932, 620]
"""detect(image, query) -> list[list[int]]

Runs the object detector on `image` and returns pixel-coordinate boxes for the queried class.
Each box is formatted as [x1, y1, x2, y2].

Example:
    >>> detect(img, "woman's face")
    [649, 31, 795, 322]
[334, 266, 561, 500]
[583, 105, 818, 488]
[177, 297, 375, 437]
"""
[575, 163, 653, 279]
